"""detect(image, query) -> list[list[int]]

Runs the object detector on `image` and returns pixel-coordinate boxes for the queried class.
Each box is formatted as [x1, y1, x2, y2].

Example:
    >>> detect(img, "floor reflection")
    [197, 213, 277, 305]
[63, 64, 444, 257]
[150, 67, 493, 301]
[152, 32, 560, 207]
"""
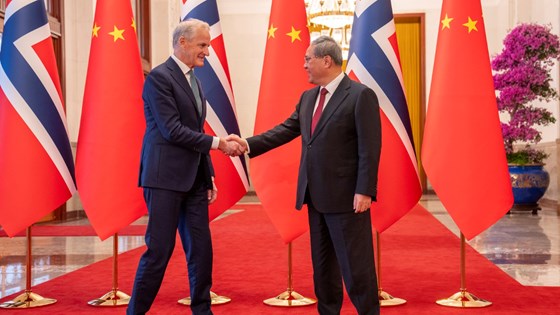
[423, 195, 559, 287]
[0, 195, 558, 299]
[470, 210, 559, 286]
[0, 235, 145, 299]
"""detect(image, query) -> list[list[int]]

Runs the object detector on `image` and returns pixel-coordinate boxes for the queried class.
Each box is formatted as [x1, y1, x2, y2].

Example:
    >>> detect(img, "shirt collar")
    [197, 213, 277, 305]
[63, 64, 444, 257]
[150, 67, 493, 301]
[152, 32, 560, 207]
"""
[322, 72, 345, 95]
[171, 54, 193, 75]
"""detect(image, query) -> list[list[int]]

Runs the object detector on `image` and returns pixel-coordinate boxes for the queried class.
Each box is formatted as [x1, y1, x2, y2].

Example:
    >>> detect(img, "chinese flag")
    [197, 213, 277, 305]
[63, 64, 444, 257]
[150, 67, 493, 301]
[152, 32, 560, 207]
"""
[421, 0, 513, 240]
[251, 0, 313, 243]
[76, 0, 147, 240]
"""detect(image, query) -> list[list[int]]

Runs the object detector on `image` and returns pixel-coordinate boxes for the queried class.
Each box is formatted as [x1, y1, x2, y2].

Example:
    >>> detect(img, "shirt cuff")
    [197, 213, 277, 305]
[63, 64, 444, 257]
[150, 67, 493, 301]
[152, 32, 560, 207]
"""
[211, 136, 220, 150]
[244, 139, 251, 154]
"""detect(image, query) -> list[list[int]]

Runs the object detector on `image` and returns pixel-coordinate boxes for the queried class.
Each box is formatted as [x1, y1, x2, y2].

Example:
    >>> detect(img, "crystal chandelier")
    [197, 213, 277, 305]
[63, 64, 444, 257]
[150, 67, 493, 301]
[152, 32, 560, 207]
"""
[304, 0, 356, 60]
[305, 0, 355, 29]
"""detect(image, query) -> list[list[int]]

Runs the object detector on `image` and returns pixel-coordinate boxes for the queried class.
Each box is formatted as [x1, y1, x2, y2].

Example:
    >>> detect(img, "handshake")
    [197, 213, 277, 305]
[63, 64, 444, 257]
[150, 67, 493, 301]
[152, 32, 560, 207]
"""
[218, 134, 248, 157]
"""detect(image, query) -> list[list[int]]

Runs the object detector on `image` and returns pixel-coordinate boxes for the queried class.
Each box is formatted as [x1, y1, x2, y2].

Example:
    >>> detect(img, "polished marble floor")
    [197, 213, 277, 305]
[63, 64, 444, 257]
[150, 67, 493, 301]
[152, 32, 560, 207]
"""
[421, 194, 559, 287]
[0, 194, 558, 300]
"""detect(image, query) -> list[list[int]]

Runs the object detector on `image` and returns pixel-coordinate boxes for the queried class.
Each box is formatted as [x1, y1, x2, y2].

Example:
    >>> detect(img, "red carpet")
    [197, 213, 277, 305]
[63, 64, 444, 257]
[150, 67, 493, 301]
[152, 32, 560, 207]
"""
[0, 225, 146, 237]
[1, 204, 559, 314]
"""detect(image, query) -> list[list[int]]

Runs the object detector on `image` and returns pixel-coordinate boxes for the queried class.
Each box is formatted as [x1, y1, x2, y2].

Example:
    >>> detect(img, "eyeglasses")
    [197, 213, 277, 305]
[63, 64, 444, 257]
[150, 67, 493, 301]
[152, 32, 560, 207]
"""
[304, 55, 327, 64]
[304, 55, 319, 64]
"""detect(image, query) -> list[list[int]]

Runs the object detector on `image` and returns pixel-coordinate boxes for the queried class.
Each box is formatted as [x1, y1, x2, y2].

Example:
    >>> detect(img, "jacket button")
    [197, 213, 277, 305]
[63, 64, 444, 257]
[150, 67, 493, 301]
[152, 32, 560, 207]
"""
[307, 145, 311, 149]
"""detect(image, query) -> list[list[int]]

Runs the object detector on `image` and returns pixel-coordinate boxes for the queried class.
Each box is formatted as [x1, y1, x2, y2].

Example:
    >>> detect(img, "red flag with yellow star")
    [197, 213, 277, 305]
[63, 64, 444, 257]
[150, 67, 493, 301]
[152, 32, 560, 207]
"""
[251, 0, 313, 243]
[76, 0, 146, 240]
[421, 0, 513, 240]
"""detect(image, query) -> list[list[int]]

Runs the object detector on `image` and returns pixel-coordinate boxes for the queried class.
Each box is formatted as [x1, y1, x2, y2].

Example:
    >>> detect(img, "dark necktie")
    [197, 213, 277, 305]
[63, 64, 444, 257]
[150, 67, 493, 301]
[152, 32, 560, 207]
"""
[188, 70, 202, 114]
[311, 88, 328, 134]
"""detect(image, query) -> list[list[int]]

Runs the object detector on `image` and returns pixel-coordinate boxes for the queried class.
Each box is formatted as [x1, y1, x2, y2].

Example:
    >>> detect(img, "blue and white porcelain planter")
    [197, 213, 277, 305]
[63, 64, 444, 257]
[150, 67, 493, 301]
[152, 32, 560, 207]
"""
[508, 164, 549, 213]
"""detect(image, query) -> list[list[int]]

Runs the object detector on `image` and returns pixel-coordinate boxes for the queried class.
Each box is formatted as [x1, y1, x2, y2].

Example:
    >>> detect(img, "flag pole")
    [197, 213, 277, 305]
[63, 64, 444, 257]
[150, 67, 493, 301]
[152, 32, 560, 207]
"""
[263, 242, 316, 307]
[88, 233, 130, 306]
[376, 231, 406, 306]
[436, 233, 491, 308]
[0, 227, 57, 308]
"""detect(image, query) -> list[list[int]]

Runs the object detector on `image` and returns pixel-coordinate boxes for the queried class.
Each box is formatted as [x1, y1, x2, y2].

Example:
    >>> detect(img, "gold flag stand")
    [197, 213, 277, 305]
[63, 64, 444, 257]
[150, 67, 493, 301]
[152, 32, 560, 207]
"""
[436, 233, 492, 308]
[376, 231, 406, 306]
[0, 227, 57, 308]
[178, 291, 231, 306]
[88, 233, 130, 306]
[177, 222, 231, 306]
[263, 242, 316, 307]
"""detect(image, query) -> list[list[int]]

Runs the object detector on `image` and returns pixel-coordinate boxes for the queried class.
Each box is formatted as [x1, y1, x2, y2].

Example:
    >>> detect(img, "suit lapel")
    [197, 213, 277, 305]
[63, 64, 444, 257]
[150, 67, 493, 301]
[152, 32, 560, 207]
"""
[311, 76, 350, 139]
[166, 58, 200, 115]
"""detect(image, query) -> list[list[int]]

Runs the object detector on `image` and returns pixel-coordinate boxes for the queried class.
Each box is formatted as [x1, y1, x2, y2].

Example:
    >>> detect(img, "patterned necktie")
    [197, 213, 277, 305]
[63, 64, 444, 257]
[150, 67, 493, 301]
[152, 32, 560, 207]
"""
[311, 88, 328, 134]
[188, 70, 202, 114]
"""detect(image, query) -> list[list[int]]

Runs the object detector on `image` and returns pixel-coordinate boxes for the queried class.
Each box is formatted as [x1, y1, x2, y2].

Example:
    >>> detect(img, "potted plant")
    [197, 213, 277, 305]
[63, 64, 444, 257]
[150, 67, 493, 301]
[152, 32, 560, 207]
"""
[492, 23, 560, 213]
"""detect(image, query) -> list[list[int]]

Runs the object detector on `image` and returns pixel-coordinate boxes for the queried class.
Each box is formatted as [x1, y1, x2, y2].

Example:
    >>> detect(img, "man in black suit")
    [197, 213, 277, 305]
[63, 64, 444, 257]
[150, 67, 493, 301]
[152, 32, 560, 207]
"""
[127, 19, 241, 315]
[229, 35, 381, 314]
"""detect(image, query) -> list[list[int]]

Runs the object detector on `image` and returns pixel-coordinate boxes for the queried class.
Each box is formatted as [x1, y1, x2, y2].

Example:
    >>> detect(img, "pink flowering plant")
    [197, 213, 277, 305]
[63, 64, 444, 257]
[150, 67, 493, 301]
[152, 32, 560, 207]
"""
[492, 23, 559, 164]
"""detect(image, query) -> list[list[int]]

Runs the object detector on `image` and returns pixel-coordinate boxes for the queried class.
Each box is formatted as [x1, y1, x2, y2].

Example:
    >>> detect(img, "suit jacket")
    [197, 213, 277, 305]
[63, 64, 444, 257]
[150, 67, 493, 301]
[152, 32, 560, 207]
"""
[139, 57, 214, 192]
[247, 75, 381, 213]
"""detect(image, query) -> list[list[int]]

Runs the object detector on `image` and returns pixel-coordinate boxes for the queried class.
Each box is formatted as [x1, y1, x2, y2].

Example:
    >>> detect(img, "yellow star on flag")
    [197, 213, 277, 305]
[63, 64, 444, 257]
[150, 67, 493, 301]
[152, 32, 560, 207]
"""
[109, 25, 125, 42]
[268, 24, 278, 39]
[131, 18, 137, 33]
[286, 26, 301, 43]
[441, 14, 453, 30]
[463, 17, 478, 33]
[92, 23, 101, 37]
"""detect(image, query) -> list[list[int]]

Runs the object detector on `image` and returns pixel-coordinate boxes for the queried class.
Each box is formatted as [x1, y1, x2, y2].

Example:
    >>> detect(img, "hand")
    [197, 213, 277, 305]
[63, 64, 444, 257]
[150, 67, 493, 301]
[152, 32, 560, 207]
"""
[225, 134, 248, 154]
[207, 189, 217, 204]
[218, 137, 245, 156]
[353, 193, 372, 213]
[208, 179, 217, 204]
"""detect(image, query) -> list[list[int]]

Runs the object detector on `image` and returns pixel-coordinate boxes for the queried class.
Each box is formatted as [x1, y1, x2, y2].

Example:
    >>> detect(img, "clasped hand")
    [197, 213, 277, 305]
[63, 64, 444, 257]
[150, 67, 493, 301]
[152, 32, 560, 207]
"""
[218, 134, 248, 157]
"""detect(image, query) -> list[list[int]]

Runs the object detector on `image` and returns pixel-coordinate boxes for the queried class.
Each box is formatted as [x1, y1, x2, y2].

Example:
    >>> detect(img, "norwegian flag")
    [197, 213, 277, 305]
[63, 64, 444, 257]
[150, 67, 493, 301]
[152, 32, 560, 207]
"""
[0, 0, 76, 236]
[181, 0, 249, 220]
[346, 0, 422, 232]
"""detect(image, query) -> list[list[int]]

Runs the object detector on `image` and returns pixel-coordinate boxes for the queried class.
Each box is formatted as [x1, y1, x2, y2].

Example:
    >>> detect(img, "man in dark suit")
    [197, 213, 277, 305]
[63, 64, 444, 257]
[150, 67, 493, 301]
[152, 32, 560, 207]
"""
[229, 35, 381, 315]
[127, 19, 241, 315]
